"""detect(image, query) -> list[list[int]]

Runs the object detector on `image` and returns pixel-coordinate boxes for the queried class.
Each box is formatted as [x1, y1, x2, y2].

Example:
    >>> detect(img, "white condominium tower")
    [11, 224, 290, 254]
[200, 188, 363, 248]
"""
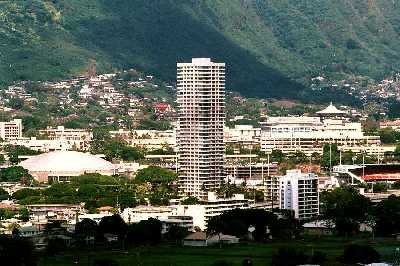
[177, 58, 225, 198]
[280, 169, 319, 220]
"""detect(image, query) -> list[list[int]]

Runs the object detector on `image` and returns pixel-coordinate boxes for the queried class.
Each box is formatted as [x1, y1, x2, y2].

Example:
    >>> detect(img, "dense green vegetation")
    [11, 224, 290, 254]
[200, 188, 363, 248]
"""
[217, 183, 265, 202]
[89, 128, 147, 161]
[11, 171, 178, 210]
[319, 187, 400, 237]
[320, 187, 372, 235]
[4, 145, 42, 164]
[207, 209, 300, 241]
[135, 166, 177, 185]
[0, 166, 32, 183]
[3, 1, 400, 99]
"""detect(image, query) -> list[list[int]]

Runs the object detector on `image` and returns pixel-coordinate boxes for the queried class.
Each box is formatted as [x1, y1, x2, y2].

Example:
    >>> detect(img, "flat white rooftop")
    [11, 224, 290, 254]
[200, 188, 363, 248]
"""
[192, 58, 211, 64]
[177, 58, 225, 66]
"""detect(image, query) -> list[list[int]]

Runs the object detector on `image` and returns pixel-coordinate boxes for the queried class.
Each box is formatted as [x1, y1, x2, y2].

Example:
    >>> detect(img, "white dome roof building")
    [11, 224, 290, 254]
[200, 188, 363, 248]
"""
[316, 102, 347, 117]
[19, 151, 116, 183]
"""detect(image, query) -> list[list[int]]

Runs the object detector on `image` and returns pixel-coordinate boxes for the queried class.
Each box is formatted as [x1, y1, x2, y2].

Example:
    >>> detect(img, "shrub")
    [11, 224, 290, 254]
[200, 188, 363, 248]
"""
[340, 244, 381, 264]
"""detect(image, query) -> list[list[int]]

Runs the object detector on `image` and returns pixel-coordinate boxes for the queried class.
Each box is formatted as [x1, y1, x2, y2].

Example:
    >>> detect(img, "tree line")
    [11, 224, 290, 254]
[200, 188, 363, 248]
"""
[9, 168, 178, 211]
[319, 186, 400, 237]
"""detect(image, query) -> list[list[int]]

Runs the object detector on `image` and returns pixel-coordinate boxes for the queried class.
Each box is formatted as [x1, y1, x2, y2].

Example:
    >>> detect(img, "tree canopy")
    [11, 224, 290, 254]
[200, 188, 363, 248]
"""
[207, 209, 299, 241]
[320, 187, 372, 235]
[4, 145, 41, 164]
[135, 166, 177, 185]
[90, 129, 145, 162]
[11, 174, 139, 209]
[373, 195, 400, 236]
[379, 127, 400, 144]
[75, 218, 98, 240]
[321, 144, 340, 169]
[0, 188, 9, 201]
[98, 214, 127, 240]
[0, 166, 32, 184]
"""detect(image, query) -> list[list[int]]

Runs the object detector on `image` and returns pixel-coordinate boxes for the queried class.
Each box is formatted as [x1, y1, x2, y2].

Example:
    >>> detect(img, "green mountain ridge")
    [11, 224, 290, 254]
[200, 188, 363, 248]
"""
[2, 0, 400, 99]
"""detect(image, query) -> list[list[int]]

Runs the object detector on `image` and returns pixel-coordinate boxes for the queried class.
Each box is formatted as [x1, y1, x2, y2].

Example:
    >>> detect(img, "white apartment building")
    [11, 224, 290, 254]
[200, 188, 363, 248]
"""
[0, 119, 23, 140]
[261, 115, 380, 155]
[176, 192, 253, 230]
[176, 58, 226, 198]
[280, 170, 319, 220]
[39, 126, 92, 151]
[109, 129, 176, 150]
[7, 137, 72, 152]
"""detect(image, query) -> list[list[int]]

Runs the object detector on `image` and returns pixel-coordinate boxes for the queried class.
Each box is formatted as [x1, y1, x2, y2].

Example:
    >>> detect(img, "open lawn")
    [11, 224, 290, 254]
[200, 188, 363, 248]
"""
[38, 237, 400, 266]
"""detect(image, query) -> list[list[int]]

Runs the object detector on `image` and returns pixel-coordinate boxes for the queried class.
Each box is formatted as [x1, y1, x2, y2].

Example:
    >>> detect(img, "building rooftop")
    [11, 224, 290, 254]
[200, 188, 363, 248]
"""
[19, 151, 115, 173]
[192, 58, 211, 64]
[316, 102, 346, 115]
[177, 58, 225, 67]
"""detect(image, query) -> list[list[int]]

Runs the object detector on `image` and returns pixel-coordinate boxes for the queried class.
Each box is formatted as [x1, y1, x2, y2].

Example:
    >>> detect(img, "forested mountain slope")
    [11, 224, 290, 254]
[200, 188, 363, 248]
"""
[2, 0, 400, 98]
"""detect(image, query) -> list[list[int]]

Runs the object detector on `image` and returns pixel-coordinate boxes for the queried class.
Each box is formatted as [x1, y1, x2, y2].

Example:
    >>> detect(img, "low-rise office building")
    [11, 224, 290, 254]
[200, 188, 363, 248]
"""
[109, 129, 176, 150]
[7, 137, 72, 152]
[260, 107, 380, 156]
[176, 192, 253, 230]
[39, 126, 92, 151]
[224, 125, 261, 149]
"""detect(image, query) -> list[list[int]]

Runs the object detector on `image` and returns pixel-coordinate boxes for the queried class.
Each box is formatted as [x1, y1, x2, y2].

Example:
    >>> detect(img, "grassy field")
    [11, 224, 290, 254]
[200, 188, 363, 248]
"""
[38, 236, 400, 266]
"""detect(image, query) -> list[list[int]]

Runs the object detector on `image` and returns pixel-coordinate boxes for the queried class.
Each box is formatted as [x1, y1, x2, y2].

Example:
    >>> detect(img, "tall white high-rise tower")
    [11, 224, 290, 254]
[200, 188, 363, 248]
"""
[176, 58, 225, 198]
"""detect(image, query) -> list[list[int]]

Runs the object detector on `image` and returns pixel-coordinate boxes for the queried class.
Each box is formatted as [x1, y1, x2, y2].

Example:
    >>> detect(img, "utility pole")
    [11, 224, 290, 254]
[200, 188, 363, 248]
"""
[329, 142, 332, 175]
[271, 179, 274, 210]
[261, 159, 264, 184]
[249, 149, 252, 180]
[175, 154, 178, 173]
[362, 151, 365, 179]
